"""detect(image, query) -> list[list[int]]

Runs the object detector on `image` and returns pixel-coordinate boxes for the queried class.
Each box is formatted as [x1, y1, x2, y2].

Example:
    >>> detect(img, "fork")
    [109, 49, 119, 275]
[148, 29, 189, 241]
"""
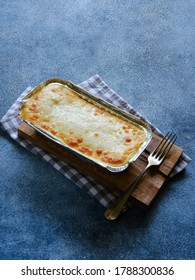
[104, 132, 177, 220]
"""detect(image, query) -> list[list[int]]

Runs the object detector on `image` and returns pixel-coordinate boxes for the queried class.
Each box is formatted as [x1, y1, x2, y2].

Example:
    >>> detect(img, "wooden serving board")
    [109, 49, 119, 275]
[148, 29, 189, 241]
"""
[18, 122, 183, 208]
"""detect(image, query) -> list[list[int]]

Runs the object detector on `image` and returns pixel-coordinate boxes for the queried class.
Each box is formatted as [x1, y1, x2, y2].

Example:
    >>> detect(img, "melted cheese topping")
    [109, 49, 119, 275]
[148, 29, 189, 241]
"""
[20, 83, 147, 167]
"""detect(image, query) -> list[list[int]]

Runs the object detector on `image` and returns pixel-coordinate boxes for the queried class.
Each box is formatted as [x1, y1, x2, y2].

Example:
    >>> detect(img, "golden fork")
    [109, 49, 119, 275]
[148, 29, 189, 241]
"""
[104, 132, 177, 220]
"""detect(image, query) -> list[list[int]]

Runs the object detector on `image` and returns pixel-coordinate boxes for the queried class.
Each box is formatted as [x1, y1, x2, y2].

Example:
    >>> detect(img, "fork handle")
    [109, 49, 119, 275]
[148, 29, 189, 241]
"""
[104, 164, 150, 220]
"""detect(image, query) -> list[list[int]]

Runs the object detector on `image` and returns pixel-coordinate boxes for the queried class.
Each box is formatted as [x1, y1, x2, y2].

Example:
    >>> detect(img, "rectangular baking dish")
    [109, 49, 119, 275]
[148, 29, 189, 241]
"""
[18, 78, 152, 172]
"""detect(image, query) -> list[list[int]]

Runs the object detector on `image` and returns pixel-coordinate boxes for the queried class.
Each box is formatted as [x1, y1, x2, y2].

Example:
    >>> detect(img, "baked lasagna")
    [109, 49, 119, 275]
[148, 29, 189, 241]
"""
[19, 83, 147, 168]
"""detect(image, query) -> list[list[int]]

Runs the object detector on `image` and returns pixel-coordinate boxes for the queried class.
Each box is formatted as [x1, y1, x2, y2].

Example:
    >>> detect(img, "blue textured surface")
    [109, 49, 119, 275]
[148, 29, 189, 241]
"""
[0, 1, 194, 260]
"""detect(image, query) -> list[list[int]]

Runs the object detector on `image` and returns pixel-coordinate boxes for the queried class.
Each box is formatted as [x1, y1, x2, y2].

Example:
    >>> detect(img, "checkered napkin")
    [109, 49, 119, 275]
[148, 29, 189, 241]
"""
[0, 75, 191, 207]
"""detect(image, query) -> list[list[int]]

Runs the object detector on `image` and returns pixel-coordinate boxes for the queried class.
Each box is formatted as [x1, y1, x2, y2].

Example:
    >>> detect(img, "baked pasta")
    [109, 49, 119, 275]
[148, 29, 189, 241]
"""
[20, 83, 147, 168]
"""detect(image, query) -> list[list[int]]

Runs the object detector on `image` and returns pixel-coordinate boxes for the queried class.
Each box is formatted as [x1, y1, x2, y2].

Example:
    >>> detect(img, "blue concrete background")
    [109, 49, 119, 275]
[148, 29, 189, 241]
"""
[0, 0, 194, 260]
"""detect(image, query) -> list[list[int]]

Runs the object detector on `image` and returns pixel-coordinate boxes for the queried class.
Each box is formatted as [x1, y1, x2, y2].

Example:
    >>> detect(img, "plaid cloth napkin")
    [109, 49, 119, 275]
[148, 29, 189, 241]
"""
[0, 75, 191, 207]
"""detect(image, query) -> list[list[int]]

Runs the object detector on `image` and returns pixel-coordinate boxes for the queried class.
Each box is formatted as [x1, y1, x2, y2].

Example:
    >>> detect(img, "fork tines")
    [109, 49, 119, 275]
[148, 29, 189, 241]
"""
[153, 132, 177, 160]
